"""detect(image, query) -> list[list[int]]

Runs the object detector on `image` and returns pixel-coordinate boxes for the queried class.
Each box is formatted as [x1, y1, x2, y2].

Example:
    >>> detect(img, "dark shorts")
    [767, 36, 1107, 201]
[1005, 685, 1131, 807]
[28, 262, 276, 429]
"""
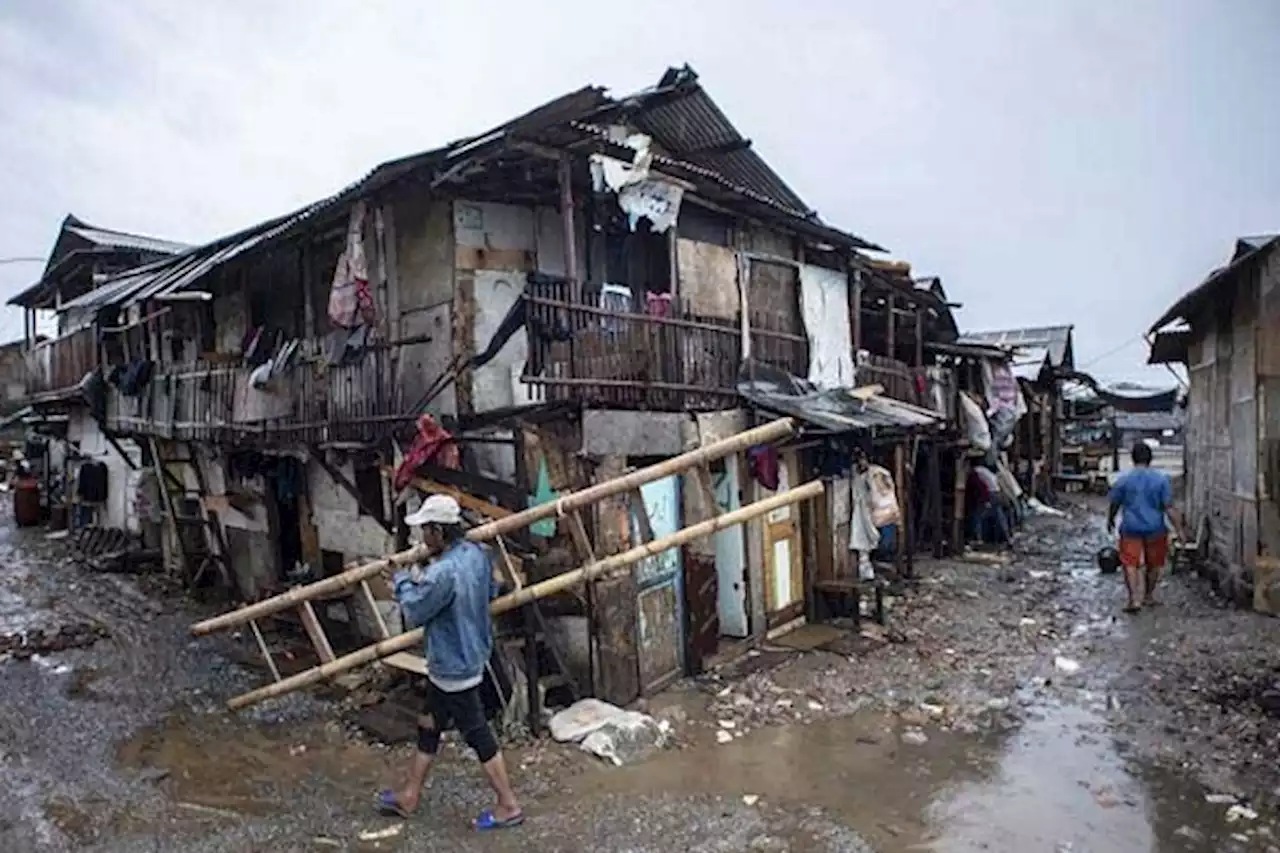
[421, 680, 486, 734]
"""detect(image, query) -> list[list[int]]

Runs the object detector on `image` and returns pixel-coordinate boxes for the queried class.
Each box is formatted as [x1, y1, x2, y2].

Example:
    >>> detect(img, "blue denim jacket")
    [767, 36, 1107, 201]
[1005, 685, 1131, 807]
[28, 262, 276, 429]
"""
[392, 541, 497, 682]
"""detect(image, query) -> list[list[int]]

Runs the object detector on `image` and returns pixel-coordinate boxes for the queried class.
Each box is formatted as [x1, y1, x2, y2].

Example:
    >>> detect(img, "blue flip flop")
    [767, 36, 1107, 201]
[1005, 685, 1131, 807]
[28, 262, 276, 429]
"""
[375, 790, 411, 818]
[473, 808, 524, 831]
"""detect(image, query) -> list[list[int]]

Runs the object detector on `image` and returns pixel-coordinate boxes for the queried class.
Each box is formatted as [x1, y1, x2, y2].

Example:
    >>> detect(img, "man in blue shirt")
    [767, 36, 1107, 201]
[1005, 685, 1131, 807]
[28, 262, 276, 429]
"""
[375, 495, 522, 831]
[1107, 443, 1181, 613]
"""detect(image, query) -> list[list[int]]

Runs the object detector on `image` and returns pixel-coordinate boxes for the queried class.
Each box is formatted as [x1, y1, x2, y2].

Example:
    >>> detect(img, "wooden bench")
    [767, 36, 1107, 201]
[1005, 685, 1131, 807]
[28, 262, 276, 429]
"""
[813, 577, 887, 627]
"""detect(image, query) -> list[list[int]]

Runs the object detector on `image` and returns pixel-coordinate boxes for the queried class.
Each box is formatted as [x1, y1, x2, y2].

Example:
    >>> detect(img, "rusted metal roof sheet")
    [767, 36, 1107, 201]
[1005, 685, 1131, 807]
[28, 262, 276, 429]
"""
[71, 69, 881, 310]
[737, 363, 941, 435]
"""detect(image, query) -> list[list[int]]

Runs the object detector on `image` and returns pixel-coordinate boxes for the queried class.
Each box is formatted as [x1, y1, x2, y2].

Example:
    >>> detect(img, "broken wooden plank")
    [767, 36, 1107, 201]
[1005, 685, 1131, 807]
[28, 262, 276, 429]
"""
[566, 510, 597, 562]
[849, 383, 885, 401]
[382, 652, 428, 676]
[382, 466, 513, 519]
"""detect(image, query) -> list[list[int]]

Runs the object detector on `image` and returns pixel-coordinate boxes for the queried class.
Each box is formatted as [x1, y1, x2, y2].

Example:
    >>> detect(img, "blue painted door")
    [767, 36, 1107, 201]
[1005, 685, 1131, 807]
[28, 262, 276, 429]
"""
[630, 475, 684, 691]
[713, 461, 749, 637]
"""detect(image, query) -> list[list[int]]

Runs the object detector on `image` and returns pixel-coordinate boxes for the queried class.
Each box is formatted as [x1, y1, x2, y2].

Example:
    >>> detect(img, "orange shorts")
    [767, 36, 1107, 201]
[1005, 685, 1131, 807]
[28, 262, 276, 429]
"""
[1119, 534, 1168, 570]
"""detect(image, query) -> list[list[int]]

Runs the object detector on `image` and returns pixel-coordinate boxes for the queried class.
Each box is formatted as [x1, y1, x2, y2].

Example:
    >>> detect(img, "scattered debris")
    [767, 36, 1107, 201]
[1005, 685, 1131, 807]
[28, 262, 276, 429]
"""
[1205, 793, 1238, 805]
[549, 698, 632, 743]
[716, 730, 734, 744]
[358, 825, 403, 842]
[742, 794, 760, 807]
[901, 728, 929, 746]
[1054, 656, 1082, 675]
[579, 711, 669, 766]
[1226, 804, 1259, 823]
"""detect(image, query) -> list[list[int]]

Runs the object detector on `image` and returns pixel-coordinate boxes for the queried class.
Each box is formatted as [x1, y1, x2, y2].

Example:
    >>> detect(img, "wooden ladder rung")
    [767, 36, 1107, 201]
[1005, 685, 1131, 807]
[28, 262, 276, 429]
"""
[298, 600, 336, 663]
[249, 619, 282, 682]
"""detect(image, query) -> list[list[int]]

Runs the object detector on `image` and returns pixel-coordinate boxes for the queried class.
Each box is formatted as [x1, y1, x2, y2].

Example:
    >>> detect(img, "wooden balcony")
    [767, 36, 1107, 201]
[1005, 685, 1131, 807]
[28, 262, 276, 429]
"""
[24, 326, 98, 397]
[522, 280, 807, 412]
[105, 343, 407, 445]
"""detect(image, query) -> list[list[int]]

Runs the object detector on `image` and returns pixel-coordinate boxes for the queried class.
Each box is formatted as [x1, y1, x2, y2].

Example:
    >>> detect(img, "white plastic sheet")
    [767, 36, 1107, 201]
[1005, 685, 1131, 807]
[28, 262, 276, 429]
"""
[799, 264, 855, 389]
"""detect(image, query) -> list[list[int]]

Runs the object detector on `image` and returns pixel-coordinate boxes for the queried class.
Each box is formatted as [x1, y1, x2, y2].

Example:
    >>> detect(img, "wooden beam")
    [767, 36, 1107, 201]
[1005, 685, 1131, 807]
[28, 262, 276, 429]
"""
[383, 466, 513, 520]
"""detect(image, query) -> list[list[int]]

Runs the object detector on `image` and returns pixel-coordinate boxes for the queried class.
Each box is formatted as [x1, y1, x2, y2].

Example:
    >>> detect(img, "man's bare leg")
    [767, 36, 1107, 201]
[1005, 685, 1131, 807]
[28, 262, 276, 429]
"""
[479, 751, 521, 820]
[1122, 563, 1143, 613]
[1143, 563, 1164, 606]
[392, 750, 434, 813]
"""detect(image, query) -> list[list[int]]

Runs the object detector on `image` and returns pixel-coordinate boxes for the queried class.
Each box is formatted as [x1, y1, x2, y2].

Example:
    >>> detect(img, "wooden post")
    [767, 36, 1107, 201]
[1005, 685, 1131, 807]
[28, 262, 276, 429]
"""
[851, 269, 863, 355]
[559, 153, 578, 297]
[952, 446, 967, 553]
[886, 293, 896, 361]
[894, 441, 906, 576]
[223, 481, 825, 710]
[930, 441, 944, 559]
[914, 307, 924, 368]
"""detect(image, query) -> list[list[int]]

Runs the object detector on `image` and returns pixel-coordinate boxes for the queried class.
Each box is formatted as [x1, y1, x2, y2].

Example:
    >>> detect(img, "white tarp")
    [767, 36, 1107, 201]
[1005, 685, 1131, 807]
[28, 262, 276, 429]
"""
[799, 264, 855, 389]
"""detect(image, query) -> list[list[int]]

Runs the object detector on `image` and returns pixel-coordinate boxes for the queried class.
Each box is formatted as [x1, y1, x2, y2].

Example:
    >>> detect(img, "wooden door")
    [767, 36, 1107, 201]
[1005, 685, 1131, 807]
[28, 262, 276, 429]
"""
[762, 452, 804, 624]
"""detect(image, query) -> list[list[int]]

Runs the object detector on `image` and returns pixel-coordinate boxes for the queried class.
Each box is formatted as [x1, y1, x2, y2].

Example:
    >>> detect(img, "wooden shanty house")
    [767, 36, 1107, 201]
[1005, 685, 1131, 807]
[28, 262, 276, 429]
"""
[1148, 234, 1280, 612]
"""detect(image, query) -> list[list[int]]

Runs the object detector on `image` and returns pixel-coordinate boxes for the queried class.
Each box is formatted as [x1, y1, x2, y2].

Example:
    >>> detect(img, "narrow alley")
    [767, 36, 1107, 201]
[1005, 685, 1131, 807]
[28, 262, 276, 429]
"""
[2, 496, 1277, 853]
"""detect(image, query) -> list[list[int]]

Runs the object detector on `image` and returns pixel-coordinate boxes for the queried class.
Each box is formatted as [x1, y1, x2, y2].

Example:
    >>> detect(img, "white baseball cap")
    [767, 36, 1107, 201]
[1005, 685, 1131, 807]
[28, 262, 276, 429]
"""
[404, 494, 462, 527]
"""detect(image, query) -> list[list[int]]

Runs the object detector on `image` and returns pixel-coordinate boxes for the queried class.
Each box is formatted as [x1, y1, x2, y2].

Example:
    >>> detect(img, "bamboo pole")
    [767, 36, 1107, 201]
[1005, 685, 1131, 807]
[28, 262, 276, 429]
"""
[225, 479, 824, 710]
[191, 417, 796, 636]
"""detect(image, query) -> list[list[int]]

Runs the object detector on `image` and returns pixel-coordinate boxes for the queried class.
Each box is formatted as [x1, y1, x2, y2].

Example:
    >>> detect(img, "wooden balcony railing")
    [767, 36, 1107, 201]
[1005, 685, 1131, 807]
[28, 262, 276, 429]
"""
[105, 343, 407, 444]
[24, 326, 99, 396]
[523, 280, 807, 411]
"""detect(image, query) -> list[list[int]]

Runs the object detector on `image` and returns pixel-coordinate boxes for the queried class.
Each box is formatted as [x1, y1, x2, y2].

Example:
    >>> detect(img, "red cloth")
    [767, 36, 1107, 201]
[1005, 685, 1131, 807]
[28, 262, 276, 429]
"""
[748, 445, 779, 490]
[393, 414, 460, 490]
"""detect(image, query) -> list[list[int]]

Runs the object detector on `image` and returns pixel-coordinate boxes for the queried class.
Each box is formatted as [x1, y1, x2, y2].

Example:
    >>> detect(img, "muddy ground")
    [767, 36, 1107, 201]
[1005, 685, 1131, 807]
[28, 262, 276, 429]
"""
[1, 497, 1278, 852]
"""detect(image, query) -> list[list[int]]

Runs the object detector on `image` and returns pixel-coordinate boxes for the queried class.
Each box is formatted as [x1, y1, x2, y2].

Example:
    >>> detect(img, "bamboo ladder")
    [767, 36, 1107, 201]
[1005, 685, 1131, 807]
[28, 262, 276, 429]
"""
[191, 418, 802, 709]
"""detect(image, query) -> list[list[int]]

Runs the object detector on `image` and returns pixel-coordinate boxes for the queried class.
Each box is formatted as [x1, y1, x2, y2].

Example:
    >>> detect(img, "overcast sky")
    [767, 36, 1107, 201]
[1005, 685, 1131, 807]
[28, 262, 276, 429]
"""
[1, 1, 1276, 384]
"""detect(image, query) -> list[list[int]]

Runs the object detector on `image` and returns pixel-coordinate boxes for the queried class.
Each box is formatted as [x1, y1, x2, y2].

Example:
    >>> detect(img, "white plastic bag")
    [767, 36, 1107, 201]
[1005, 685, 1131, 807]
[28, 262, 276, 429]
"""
[959, 391, 992, 452]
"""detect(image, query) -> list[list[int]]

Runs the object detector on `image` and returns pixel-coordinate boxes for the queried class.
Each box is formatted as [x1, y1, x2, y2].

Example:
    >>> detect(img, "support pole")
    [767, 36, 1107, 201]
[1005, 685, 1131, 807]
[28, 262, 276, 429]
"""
[224, 480, 825, 710]
[191, 418, 797, 636]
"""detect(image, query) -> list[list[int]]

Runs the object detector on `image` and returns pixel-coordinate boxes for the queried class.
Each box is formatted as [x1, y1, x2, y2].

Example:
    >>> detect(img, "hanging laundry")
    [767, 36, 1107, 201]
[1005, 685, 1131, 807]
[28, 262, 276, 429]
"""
[393, 414, 461, 490]
[327, 201, 375, 328]
[747, 445, 779, 490]
[599, 284, 633, 338]
[645, 291, 672, 318]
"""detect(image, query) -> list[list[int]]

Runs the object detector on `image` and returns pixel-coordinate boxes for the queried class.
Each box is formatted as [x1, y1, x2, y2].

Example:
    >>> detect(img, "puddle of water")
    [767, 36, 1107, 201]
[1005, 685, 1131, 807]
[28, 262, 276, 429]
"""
[115, 712, 387, 816]
[565, 704, 1257, 853]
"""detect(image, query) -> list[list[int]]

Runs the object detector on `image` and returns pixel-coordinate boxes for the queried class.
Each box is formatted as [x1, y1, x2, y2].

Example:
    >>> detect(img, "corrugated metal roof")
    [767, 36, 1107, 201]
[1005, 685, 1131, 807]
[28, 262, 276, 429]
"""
[958, 326, 1074, 373]
[737, 363, 941, 434]
[64, 223, 189, 255]
[62, 70, 882, 311]
[1150, 234, 1280, 332]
